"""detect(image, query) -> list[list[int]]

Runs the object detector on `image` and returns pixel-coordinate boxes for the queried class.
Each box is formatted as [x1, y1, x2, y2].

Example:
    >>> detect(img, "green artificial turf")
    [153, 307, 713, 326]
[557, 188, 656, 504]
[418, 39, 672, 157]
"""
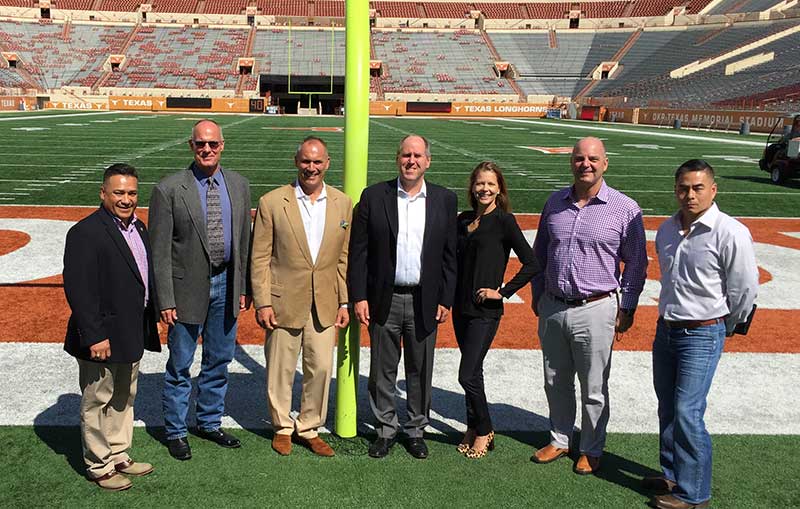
[1, 427, 798, 508]
[1, 112, 796, 216]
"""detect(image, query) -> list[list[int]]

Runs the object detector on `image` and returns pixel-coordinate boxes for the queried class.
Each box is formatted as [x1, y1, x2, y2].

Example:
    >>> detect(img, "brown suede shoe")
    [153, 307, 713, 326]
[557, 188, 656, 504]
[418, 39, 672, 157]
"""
[531, 444, 569, 464]
[90, 470, 132, 491]
[642, 476, 677, 494]
[272, 434, 292, 456]
[295, 435, 335, 457]
[574, 454, 601, 475]
[649, 494, 709, 509]
[114, 460, 154, 477]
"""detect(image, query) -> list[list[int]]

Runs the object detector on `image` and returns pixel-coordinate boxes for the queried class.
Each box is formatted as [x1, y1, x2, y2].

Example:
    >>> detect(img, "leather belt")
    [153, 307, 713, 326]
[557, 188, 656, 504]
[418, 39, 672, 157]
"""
[550, 292, 614, 307]
[662, 317, 725, 329]
[211, 263, 229, 276]
[393, 285, 418, 295]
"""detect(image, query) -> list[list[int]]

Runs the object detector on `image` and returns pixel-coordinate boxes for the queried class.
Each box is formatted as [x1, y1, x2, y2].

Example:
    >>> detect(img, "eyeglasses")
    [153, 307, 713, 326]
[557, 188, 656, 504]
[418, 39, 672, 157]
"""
[192, 140, 222, 150]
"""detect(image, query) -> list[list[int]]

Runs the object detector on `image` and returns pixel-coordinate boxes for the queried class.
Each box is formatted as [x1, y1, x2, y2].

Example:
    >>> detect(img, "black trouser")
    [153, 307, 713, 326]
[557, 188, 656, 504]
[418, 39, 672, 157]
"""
[453, 312, 500, 436]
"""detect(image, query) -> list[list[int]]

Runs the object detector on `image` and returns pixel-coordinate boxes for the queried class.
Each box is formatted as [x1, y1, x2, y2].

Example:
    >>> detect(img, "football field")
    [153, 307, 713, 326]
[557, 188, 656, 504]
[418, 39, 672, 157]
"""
[1, 111, 798, 507]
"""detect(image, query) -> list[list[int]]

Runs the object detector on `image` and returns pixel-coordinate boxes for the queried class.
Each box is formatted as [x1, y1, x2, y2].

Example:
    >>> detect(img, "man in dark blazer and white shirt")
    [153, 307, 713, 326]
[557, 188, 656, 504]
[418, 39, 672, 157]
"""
[63, 163, 161, 491]
[149, 119, 252, 460]
[349, 134, 458, 459]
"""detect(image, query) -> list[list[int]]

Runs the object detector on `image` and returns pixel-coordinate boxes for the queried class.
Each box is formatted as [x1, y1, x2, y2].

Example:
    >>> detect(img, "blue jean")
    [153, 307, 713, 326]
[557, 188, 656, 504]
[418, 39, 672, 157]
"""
[652, 320, 725, 505]
[162, 269, 238, 440]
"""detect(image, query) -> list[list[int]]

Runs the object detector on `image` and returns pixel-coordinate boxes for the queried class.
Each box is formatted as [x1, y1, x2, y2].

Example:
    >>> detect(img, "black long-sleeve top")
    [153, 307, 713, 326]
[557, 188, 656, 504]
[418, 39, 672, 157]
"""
[454, 207, 540, 318]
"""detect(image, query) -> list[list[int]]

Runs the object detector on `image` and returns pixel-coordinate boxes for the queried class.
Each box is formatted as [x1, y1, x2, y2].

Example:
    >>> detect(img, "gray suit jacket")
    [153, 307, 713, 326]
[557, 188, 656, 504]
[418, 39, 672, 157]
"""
[149, 165, 252, 324]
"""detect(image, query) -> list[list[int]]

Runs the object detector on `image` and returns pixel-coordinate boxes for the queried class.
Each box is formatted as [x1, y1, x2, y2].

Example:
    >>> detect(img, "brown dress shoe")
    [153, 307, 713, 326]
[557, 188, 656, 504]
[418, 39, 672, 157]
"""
[531, 444, 569, 464]
[642, 476, 677, 494]
[295, 435, 335, 457]
[574, 454, 601, 475]
[272, 434, 292, 456]
[650, 494, 709, 509]
[114, 460, 154, 477]
[90, 470, 132, 491]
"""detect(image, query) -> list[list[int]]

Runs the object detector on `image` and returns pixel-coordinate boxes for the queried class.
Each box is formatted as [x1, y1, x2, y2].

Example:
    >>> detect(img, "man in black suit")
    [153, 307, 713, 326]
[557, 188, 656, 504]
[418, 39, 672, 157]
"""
[349, 134, 457, 459]
[63, 163, 161, 491]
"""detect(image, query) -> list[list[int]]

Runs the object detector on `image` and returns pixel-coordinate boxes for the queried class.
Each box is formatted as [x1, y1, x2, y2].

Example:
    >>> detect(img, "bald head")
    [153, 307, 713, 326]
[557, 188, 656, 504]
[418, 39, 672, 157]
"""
[570, 136, 608, 196]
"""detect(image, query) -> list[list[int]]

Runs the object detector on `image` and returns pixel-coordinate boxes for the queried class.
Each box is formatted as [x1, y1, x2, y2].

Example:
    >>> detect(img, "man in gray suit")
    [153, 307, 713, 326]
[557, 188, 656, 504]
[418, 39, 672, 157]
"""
[149, 119, 252, 461]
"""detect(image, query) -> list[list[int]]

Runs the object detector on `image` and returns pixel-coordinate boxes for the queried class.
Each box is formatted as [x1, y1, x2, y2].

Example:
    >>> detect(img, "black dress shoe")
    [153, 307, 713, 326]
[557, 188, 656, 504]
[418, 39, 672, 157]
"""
[368, 437, 395, 458]
[406, 438, 429, 459]
[166, 437, 192, 461]
[196, 428, 241, 448]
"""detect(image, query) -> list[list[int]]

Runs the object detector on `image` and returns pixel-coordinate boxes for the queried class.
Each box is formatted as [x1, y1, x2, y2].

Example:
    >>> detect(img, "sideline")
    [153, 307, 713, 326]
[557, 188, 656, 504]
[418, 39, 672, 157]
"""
[497, 118, 767, 147]
[0, 111, 118, 122]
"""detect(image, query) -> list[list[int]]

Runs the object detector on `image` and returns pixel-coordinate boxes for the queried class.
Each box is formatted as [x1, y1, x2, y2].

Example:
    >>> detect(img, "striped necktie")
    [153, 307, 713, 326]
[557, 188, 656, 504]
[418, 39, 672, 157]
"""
[207, 176, 225, 267]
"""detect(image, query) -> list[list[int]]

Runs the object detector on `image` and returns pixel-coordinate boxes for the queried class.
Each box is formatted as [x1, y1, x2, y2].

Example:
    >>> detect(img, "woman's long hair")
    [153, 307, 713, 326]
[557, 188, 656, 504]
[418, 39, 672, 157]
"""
[468, 161, 510, 212]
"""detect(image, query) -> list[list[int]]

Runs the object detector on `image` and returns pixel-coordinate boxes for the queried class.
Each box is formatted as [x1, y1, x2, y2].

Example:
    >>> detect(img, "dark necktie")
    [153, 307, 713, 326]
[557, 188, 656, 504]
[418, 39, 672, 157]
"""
[207, 177, 225, 267]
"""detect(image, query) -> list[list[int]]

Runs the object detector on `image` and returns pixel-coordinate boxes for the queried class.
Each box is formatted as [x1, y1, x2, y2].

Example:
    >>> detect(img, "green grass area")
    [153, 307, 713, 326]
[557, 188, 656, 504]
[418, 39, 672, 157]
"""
[2, 427, 797, 508]
[0, 111, 797, 216]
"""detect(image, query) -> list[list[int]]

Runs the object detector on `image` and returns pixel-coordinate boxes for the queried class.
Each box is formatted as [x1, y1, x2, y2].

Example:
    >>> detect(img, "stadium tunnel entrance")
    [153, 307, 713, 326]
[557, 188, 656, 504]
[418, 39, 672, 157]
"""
[259, 74, 344, 115]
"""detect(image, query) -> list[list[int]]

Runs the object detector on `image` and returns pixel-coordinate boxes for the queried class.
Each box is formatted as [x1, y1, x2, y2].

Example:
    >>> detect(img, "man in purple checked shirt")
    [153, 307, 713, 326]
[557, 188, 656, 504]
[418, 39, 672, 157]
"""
[529, 136, 648, 475]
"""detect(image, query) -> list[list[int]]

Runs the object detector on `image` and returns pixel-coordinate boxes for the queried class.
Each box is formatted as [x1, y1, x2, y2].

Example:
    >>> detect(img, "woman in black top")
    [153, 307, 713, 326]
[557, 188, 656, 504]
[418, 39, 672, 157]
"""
[454, 162, 540, 459]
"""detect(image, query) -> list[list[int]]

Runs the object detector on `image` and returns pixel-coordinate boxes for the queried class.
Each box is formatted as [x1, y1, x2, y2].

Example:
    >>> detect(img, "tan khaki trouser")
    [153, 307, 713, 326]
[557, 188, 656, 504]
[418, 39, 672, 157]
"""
[78, 359, 139, 479]
[265, 307, 335, 439]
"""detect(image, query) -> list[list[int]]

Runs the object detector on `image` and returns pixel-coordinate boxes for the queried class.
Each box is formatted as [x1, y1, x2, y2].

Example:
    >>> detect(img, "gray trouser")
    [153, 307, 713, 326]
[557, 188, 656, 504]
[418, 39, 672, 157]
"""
[538, 292, 617, 456]
[368, 292, 437, 439]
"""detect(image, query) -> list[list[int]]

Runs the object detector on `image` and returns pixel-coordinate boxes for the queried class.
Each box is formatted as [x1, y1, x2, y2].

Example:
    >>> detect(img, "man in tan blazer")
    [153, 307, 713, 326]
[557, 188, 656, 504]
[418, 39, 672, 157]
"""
[250, 136, 352, 456]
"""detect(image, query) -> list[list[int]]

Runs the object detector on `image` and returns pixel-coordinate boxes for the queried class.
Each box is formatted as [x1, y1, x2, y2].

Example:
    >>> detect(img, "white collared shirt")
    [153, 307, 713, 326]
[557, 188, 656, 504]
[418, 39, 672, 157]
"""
[294, 180, 327, 264]
[395, 178, 426, 286]
[656, 202, 758, 331]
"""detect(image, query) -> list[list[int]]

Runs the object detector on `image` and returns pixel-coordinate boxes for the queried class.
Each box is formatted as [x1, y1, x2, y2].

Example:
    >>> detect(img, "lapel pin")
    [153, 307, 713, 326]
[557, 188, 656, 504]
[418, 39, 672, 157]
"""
[340, 220, 349, 229]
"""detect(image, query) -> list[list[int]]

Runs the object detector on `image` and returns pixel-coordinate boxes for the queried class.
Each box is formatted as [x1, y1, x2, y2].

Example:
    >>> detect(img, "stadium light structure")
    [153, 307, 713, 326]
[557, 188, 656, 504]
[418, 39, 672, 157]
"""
[336, 0, 370, 438]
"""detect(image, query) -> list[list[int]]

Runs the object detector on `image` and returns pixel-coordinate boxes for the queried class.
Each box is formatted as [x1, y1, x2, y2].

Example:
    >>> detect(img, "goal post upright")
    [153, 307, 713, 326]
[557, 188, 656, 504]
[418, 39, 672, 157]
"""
[336, 0, 370, 438]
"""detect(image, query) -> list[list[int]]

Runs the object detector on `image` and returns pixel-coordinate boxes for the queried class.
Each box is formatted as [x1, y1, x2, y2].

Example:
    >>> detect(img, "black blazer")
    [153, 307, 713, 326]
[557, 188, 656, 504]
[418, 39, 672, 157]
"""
[63, 207, 161, 363]
[348, 179, 457, 334]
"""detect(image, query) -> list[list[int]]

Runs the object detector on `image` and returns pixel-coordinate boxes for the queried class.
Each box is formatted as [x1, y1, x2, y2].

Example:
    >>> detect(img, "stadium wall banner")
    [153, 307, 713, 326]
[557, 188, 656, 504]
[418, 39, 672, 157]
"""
[369, 101, 549, 117]
[109, 96, 167, 111]
[606, 107, 790, 133]
[0, 96, 36, 111]
[44, 100, 108, 111]
[107, 96, 252, 113]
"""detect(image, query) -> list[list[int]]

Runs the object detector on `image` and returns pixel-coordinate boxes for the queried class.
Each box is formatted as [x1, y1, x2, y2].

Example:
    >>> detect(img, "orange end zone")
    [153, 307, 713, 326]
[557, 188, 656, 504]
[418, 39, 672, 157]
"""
[0, 207, 797, 353]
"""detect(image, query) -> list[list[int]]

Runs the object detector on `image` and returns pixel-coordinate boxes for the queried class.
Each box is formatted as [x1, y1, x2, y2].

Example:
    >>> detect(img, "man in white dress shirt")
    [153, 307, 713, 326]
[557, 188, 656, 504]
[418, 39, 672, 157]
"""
[348, 134, 458, 459]
[250, 136, 352, 457]
[645, 159, 758, 509]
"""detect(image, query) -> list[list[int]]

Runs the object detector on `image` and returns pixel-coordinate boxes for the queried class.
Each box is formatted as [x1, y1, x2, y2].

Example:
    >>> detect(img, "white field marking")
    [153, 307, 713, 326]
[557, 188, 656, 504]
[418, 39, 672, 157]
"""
[702, 154, 761, 164]
[498, 118, 767, 147]
[11, 127, 49, 131]
[0, 219, 73, 284]
[501, 126, 527, 130]
[0, 111, 117, 122]
[529, 131, 564, 135]
[0, 192, 30, 195]
[89, 120, 117, 123]
[13, 188, 40, 192]
[570, 136, 608, 140]
[623, 143, 675, 150]
[2, 343, 797, 434]
[57, 123, 89, 126]
[27, 183, 55, 187]
[0, 197, 12, 201]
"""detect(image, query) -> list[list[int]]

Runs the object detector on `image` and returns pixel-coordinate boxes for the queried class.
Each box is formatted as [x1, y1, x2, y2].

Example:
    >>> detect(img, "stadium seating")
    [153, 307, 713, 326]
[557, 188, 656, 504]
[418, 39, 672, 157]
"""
[315, 1, 346, 17]
[257, 0, 310, 16]
[473, 2, 526, 19]
[151, 0, 200, 13]
[203, 0, 247, 15]
[103, 25, 245, 90]
[97, 0, 141, 11]
[52, 0, 95, 10]
[372, 29, 508, 94]
[421, 2, 473, 18]
[0, 67, 30, 89]
[372, 2, 421, 18]
[589, 19, 800, 103]
[706, 0, 781, 15]
[0, 20, 130, 90]
[250, 28, 346, 77]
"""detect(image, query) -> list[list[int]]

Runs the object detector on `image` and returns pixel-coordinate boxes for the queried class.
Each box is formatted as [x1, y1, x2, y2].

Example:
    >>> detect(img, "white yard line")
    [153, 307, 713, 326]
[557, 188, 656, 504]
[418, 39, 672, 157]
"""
[2, 344, 797, 434]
